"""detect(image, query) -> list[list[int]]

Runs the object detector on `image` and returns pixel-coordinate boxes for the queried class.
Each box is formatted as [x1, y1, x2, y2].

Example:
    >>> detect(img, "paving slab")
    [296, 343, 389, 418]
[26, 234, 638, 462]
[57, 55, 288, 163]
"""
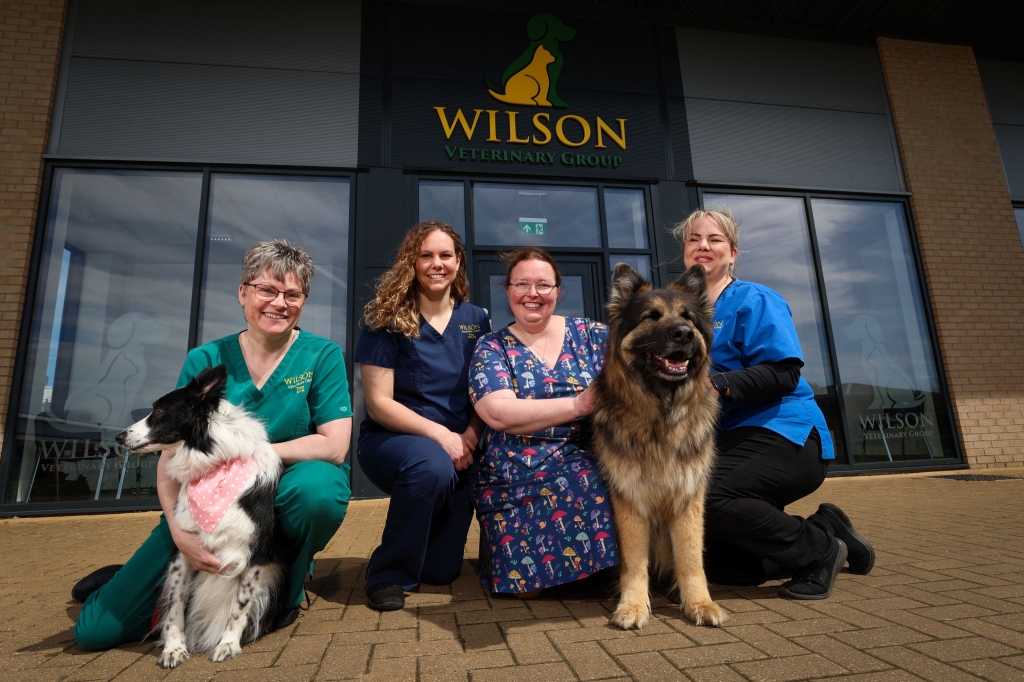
[2, 470, 1024, 680]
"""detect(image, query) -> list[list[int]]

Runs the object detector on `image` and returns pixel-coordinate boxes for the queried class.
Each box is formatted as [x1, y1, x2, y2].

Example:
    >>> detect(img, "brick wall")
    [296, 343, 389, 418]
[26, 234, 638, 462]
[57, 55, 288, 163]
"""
[0, 0, 66, 455]
[878, 38, 1024, 469]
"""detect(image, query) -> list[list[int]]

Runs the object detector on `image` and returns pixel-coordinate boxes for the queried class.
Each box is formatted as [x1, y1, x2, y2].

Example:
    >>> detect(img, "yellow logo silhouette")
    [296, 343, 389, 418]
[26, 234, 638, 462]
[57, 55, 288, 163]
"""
[486, 14, 575, 108]
[488, 45, 556, 107]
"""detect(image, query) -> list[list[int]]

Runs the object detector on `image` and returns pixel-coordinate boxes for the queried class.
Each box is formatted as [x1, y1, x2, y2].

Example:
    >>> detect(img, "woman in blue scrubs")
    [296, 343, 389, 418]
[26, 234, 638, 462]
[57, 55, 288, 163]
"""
[678, 209, 875, 600]
[355, 221, 490, 611]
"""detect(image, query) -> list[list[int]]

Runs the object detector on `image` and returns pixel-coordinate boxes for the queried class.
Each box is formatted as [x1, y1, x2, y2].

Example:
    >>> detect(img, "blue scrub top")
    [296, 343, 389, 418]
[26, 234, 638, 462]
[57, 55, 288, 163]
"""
[712, 280, 835, 460]
[355, 301, 490, 434]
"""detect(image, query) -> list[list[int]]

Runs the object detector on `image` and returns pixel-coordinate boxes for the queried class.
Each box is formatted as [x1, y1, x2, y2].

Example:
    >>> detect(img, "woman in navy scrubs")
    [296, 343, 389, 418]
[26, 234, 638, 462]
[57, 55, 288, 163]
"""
[677, 208, 875, 600]
[355, 221, 490, 611]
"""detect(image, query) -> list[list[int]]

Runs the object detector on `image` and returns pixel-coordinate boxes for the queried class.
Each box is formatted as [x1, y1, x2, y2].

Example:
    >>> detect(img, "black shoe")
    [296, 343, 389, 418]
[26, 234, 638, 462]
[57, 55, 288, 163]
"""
[270, 606, 300, 632]
[778, 538, 847, 600]
[366, 582, 405, 611]
[71, 564, 123, 603]
[816, 503, 875, 575]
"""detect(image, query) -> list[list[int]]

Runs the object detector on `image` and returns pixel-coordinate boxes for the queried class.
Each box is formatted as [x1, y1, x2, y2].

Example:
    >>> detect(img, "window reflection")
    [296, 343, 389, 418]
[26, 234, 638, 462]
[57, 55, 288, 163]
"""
[608, 255, 651, 282]
[8, 170, 202, 505]
[605, 188, 648, 248]
[703, 194, 845, 460]
[199, 175, 351, 349]
[812, 199, 957, 463]
[419, 180, 466, 240]
[473, 183, 600, 247]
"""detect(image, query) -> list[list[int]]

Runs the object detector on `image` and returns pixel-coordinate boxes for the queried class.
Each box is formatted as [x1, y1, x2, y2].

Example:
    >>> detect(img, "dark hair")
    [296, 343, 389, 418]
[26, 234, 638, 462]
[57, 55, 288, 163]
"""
[499, 246, 564, 290]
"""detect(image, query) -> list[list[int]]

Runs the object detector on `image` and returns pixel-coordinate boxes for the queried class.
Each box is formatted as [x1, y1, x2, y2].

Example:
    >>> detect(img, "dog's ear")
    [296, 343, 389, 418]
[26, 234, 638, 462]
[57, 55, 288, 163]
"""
[669, 265, 712, 317]
[607, 263, 650, 320]
[188, 364, 228, 405]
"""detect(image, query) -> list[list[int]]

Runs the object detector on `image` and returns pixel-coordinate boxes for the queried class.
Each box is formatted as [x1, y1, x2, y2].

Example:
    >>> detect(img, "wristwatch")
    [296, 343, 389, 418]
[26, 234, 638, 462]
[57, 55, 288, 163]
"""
[710, 373, 730, 395]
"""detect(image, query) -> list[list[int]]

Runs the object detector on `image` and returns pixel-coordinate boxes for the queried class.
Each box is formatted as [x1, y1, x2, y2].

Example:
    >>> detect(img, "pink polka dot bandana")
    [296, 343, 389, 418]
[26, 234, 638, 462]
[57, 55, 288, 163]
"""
[187, 458, 259, 533]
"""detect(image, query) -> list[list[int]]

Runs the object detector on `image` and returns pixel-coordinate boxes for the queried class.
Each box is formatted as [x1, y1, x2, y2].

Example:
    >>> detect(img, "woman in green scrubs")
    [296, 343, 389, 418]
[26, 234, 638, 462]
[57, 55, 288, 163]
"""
[73, 240, 353, 650]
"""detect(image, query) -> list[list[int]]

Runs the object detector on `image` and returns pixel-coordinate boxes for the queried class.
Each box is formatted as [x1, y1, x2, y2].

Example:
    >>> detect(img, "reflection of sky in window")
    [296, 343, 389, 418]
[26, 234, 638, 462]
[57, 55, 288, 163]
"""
[1015, 207, 1024, 249]
[199, 175, 351, 347]
[419, 181, 465, 239]
[703, 194, 832, 393]
[473, 184, 600, 247]
[811, 199, 938, 392]
[605, 189, 648, 249]
[45, 249, 71, 388]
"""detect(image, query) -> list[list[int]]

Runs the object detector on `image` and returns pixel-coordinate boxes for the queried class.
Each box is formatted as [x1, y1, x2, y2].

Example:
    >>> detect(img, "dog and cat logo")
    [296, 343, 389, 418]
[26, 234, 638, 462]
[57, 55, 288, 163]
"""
[434, 13, 626, 169]
[486, 14, 575, 108]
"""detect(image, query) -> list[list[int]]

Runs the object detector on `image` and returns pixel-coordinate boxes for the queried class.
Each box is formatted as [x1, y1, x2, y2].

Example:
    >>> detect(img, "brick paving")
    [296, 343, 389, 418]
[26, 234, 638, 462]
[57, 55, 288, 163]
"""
[2, 470, 1024, 681]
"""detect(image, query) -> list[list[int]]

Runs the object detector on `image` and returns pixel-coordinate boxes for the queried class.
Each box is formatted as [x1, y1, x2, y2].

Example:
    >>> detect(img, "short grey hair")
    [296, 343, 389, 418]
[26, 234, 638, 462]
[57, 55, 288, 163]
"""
[240, 240, 314, 294]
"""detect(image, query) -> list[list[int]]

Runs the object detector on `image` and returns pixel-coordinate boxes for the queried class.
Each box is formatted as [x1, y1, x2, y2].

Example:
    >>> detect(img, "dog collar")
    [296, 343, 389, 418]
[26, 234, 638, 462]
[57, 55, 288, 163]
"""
[186, 457, 259, 533]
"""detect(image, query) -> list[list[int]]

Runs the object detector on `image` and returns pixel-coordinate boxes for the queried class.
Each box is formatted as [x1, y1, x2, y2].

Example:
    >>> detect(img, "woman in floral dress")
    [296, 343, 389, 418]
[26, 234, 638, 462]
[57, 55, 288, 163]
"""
[470, 247, 618, 596]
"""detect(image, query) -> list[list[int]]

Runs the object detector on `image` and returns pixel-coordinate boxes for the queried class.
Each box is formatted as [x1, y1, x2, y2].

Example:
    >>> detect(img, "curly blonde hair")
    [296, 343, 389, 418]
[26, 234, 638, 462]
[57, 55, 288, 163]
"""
[363, 222, 469, 338]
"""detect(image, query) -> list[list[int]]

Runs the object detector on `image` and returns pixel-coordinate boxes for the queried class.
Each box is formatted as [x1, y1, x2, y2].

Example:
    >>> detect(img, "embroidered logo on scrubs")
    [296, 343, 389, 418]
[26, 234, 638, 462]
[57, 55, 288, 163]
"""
[460, 324, 482, 340]
[713, 320, 723, 330]
[283, 370, 313, 394]
[187, 457, 258, 533]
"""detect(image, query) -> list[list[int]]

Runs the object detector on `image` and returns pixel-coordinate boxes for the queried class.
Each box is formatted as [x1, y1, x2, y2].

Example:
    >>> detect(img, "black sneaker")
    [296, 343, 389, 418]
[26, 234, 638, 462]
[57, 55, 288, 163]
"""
[366, 582, 405, 611]
[778, 538, 847, 600]
[816, 503, 875, 575]
[71, 564, 123, 603]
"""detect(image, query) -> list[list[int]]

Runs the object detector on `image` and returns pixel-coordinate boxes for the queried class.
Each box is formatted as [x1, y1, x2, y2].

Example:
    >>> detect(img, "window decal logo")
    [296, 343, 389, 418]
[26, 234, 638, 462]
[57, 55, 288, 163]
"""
[487, 14, 576, 108]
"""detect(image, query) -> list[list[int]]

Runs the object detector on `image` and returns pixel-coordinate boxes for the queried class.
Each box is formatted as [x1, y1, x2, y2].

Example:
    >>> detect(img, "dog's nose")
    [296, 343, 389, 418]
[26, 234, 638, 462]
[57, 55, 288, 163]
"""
[669, 325, 694, 342]
[115, 431, 126, 446]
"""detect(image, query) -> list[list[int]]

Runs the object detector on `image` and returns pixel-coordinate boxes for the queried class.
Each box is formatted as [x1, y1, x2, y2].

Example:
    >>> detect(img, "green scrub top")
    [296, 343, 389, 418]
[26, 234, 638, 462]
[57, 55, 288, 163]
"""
[176, 331, 353, 443]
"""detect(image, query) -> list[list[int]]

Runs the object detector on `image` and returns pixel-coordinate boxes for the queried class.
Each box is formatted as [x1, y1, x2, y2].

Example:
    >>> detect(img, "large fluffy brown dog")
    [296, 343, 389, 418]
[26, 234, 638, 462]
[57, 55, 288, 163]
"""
[592, 263, 726, 630]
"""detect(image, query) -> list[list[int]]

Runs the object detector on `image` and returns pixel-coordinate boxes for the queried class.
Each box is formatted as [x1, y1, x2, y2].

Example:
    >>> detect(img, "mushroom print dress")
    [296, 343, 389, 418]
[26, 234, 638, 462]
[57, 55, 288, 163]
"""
[469, 318, 619, 594]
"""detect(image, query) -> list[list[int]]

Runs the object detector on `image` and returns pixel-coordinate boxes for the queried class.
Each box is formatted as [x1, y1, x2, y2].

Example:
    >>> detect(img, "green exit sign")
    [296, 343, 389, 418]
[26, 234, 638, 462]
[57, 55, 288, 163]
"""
[520, 217, 547, 235]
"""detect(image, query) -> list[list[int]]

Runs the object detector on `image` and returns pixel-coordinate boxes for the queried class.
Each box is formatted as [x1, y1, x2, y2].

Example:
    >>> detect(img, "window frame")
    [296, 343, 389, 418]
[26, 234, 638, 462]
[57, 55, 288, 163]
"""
[696, 185, 963, 474]
[0, 160, 359, 516]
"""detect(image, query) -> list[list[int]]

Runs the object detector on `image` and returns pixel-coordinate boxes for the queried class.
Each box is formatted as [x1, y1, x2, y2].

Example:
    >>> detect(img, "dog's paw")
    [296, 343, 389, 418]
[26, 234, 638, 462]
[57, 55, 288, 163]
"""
[683, 599, 727, 627]
[157, 646, 189, 669]
[211, 641, 242, 663]
[610, 601, 651, 630]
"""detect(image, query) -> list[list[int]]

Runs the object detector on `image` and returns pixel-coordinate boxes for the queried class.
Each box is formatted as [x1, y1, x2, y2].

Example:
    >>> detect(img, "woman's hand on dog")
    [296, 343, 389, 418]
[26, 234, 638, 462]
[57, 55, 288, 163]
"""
[170, 522, 224, 574]
[573, 386, 596, 418]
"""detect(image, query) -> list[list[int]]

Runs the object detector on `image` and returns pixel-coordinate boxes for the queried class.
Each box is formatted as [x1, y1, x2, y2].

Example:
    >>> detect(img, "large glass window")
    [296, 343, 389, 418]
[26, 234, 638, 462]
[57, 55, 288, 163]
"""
[4, 169, 352, 510]
[419, 180, 466, 239]
[703, 192, 958, 467]
[6, 170, 202, 505]
[703, 194, 845, 461]
[198, 175, 351, 347]
[605, 188, 649, 249]
[473, 184, 601, 247]
[812, 199, 956, 464]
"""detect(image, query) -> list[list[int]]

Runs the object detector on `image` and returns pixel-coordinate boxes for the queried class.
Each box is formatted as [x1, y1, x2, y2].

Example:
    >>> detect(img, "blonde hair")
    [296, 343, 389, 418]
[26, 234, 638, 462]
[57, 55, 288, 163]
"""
[241, 240, 314, 293]
[672, 208, 740, 276]
[363, 222, 469, 339]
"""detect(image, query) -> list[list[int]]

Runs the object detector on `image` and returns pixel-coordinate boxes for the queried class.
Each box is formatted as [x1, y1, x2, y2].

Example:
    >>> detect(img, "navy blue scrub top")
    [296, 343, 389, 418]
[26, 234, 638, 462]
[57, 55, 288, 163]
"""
[355, 301, 491, 434]
[712, 280, 835, 460]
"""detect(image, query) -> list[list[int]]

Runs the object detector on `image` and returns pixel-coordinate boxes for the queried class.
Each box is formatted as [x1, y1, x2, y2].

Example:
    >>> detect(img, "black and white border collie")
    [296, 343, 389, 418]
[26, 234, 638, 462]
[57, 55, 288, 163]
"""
[116, 364, 285, 668]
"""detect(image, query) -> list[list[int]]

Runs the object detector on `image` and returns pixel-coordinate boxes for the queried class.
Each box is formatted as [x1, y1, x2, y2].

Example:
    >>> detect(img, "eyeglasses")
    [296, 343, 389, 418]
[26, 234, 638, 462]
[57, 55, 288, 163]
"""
[244, 283, 307, 306]
[510, 281, 556, 296]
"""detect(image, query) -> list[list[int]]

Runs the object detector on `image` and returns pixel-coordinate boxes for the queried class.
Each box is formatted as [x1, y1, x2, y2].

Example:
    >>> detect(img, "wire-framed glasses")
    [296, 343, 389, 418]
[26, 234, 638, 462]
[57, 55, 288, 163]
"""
[510, 281, 556, 296]
[244, 283, 308, 306]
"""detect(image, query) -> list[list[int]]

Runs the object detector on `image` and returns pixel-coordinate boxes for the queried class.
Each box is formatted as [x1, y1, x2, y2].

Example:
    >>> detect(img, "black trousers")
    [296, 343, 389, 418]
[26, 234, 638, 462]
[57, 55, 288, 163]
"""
[703, 426, 832, 586]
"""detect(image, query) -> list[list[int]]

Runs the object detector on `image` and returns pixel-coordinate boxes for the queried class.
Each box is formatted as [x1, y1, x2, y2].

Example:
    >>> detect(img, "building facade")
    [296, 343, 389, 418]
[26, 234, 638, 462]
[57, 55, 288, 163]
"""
[2, 0, 1023, 515]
